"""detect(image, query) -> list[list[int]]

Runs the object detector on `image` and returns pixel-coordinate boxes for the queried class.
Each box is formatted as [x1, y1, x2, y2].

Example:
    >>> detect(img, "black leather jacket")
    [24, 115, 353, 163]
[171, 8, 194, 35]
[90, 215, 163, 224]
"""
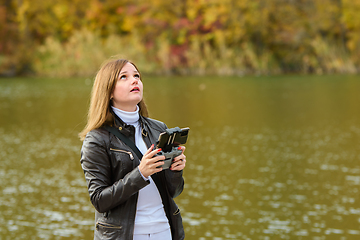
[80, 115, 185, 240]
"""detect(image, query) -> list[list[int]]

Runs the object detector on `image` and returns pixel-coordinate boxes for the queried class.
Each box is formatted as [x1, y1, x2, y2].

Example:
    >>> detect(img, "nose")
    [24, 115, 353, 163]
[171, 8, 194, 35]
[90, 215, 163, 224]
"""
[131, 76, 139, 84]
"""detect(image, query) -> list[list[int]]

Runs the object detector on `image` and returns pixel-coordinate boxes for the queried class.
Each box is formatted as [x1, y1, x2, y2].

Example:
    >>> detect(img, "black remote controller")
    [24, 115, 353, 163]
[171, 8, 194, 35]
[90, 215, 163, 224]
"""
[156, 146, 183, 169]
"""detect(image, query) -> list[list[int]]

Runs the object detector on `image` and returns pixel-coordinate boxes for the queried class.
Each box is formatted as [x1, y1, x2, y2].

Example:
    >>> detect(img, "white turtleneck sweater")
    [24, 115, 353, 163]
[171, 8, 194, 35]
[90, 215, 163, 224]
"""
[111, 106, 170, 235]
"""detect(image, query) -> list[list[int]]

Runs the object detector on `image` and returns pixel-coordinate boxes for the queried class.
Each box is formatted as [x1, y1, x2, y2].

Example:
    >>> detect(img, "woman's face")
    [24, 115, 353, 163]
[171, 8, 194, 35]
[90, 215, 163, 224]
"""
[111, 62, 143, 112]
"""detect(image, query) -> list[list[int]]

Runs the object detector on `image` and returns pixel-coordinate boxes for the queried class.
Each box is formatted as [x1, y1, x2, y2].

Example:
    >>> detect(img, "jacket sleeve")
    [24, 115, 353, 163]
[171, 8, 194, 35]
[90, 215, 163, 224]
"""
[164, 170, 184, 198]
[80, 130, 149, 213]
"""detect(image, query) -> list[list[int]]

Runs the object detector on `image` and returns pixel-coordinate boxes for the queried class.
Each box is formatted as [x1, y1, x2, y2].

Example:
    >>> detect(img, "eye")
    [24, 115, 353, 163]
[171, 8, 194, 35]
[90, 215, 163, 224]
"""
[134, 74, 140, 79]
[119, 75, 126, 80]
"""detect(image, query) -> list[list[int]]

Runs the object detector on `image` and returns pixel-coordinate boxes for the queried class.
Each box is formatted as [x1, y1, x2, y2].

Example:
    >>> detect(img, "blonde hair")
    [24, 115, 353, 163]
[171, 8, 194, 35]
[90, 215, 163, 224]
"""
[79, 59, 148, 140]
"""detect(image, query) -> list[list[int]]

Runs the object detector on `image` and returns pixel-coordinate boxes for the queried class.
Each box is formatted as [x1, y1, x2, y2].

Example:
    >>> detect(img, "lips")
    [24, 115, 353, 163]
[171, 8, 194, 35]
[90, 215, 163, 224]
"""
[130, 87, 140, 92]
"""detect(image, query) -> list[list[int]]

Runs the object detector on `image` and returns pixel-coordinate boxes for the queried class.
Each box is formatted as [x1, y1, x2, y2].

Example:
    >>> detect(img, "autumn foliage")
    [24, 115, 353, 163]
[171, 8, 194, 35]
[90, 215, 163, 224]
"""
[1, 0, 360, 76]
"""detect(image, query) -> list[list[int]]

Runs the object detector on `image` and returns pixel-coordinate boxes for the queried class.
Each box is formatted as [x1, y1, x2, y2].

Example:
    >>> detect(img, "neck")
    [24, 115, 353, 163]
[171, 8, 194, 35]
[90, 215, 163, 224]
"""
[111, 105, 139, 125]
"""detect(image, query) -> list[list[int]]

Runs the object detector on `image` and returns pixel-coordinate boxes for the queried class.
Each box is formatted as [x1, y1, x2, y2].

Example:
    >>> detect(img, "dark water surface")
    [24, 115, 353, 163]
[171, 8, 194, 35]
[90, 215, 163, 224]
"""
[0, 75, 359, 239]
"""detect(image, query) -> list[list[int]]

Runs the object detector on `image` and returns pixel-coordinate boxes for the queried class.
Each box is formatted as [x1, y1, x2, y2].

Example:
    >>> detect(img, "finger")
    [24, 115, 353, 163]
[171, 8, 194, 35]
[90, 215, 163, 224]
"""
[155, 160, 165, 168]
[179, 146, 186, 153]
[145, 147, 162, 159]
[141, 145, 155, 164]
[170, 162, 185, 171]
[171, 159, 185, 169]
[154, 154, 166, 162]
[144, 144, 154, 155]
[147, 164, 163, 176]
[172, 159, 183, 166]
[147, 151, 166, 163]
[153, 166, 163, 174]
[173, 153, 185, 162]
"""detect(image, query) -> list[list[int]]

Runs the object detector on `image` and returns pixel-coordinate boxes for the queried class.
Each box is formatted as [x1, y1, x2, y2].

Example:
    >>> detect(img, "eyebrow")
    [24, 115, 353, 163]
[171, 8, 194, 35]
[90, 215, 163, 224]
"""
[119, 70, 139, 75]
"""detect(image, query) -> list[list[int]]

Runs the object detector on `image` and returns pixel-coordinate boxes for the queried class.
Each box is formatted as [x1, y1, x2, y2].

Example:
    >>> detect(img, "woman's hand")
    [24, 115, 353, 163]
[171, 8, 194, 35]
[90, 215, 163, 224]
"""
[138, 144, 165, 178]
[170, 146, 186, 171]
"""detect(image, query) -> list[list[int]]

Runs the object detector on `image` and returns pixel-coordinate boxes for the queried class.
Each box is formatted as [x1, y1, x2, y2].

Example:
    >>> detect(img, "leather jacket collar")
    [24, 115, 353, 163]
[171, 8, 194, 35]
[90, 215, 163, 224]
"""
[110, 108, 148, 138]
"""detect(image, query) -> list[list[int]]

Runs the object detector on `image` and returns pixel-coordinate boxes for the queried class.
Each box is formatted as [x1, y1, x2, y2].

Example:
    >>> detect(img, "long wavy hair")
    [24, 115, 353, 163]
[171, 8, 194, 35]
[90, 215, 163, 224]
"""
[79, 59, 149, 141]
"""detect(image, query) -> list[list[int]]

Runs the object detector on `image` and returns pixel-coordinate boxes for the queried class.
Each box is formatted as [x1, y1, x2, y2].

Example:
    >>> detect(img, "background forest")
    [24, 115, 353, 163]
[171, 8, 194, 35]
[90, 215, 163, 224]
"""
[0, 0, 360, 77]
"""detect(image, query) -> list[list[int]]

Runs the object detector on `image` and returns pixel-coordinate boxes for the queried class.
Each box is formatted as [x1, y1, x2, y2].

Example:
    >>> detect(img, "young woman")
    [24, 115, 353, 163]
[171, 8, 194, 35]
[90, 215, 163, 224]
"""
[79, 59, 186, 240]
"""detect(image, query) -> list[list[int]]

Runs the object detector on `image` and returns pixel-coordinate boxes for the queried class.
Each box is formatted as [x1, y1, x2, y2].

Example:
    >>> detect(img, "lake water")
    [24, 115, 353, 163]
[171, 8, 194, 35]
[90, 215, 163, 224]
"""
[0, 75, 359, 240]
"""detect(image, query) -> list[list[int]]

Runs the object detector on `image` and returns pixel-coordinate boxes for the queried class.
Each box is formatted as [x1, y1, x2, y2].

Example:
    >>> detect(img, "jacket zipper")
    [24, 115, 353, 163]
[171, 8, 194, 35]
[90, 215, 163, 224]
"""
[96, 221, 122, 230]
[173, 208, 181, 215]
[110, 148, 134, 160]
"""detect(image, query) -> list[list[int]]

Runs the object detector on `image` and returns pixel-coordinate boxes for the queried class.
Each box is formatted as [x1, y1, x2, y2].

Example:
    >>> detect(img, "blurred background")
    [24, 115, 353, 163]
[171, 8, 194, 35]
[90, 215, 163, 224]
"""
[1, 0, 360, 240]
[1, 0, 360, 77]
